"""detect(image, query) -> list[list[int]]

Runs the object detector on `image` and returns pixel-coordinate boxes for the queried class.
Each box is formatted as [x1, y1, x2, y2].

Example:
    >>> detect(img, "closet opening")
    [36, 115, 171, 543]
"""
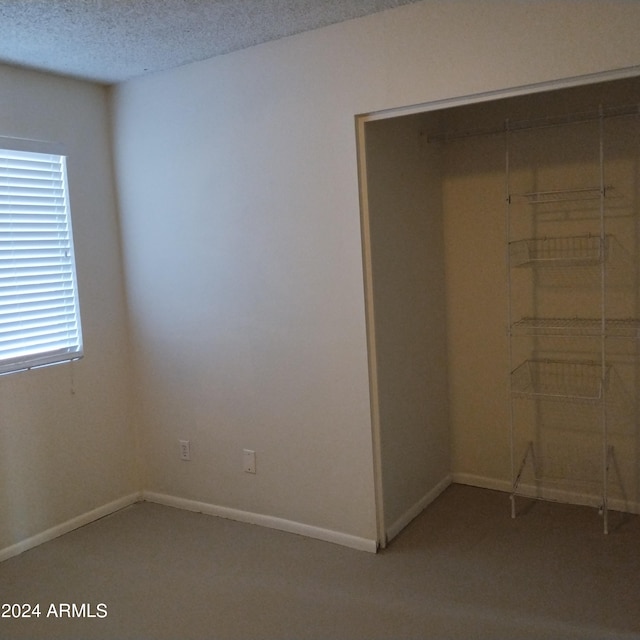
[357, 70, 640, 547]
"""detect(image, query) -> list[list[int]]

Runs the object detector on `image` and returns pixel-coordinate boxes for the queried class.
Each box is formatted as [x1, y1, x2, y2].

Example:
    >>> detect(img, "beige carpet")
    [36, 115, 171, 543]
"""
[1, 484, 639, 639]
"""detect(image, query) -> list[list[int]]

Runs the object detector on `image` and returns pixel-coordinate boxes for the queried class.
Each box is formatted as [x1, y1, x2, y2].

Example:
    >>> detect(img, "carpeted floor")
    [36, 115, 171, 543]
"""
[1, 484, 639, 639]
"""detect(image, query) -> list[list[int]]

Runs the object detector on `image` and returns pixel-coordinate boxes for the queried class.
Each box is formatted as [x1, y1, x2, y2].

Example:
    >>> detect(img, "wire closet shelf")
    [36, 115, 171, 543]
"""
[502, 104, 640, 535]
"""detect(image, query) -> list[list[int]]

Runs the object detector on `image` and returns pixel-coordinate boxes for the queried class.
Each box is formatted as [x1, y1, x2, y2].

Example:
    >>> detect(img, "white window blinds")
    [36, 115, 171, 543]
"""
[0, 138, 83, 375]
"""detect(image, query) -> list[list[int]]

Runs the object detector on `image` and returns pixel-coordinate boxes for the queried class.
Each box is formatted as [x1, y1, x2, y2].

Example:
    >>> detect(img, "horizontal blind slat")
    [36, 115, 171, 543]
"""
[0, 326, 78, 347]
[0, 303, 75, 321]
[0, 311, 76, 330]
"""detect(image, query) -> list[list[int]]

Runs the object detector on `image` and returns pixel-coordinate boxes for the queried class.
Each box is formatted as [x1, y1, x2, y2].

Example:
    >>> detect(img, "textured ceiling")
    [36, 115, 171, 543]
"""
[0, 0, 422, 85]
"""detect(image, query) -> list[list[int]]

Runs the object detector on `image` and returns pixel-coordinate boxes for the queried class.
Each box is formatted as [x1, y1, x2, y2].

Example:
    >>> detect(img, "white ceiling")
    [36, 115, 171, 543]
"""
[0, 0, 422, 85]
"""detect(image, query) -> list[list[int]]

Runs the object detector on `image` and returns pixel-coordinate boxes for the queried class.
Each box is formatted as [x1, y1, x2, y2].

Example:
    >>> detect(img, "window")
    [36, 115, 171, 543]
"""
[0, 137, 83, 375]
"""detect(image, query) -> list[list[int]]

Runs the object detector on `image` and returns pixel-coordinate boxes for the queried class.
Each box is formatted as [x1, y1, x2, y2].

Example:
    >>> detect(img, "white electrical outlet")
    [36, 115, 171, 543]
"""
[243, 449, 256, 473]
[179, 439, 191, 461]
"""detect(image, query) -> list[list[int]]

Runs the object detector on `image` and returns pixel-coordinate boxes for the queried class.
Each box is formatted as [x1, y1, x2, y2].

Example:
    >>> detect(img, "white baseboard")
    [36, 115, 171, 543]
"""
[6, 474, 636, 564]
[452, 473, 640, 515]
[142, 491, 378, 553]
[385, 474, 452, 543]
[0, 492, 142, 563]
[452, 472, 511, 493]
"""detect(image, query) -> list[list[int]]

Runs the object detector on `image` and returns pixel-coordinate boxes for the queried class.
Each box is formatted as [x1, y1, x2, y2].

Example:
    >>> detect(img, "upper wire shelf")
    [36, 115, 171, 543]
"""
[509, 186, 609, 205]
[511, 317, 640, 338]
[510, 234, 605, 268]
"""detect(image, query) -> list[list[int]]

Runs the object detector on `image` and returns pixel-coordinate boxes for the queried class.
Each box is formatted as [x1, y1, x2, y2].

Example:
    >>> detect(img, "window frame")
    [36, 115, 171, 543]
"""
[0, 136, 83, 375]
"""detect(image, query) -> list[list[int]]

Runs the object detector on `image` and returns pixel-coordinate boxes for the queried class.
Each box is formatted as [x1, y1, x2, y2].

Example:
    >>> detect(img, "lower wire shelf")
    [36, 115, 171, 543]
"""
[509, 234, 605, 268]
[510, 359, 609, 402]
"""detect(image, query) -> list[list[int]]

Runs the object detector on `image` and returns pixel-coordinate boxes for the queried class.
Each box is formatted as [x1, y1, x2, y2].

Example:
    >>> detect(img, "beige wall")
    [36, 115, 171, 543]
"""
[110, 0, 640, 545]
[441, 129, 508, 484]
[364, 114, 450, 537]
[0, 65, 138, 553]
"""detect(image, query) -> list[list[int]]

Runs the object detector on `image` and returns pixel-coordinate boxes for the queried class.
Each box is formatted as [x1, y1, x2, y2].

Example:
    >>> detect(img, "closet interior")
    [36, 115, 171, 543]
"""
[364, 75, 640, 540]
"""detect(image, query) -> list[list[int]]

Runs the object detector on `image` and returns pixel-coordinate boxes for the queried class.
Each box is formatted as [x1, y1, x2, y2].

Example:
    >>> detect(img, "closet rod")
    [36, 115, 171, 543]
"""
[427, 102, 640, 143]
